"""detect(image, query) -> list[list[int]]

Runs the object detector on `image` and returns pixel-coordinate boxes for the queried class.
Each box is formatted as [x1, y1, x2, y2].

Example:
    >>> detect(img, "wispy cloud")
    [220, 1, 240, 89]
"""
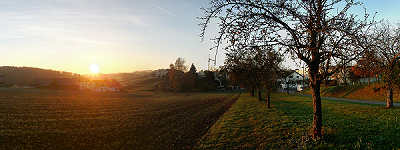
[150, 2, 181, 21]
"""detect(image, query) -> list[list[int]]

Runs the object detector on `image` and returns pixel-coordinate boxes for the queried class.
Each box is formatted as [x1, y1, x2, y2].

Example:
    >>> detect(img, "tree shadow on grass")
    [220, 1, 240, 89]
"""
[272, 93, 400, 149]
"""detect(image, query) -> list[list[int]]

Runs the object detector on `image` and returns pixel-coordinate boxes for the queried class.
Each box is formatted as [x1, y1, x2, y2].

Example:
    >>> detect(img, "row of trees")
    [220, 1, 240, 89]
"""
[224, 46, 283, 108]
[164, 58, 220, 92]
[200, 0, 400, 138]
[336, 22, 400, 109]
[351, 22, 400, 108]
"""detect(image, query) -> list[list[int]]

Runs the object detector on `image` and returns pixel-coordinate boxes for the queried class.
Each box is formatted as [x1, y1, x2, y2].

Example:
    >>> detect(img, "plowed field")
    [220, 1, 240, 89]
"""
[0, 88, 239, 149]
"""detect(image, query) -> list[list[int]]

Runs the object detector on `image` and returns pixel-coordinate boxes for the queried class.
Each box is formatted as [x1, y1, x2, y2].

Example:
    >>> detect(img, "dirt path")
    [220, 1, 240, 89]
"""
[279, 90, 400, 106]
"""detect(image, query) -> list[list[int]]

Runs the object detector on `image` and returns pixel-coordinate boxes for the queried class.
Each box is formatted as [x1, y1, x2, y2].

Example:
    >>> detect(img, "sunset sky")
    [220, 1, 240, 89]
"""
[0, 0, 398, 74]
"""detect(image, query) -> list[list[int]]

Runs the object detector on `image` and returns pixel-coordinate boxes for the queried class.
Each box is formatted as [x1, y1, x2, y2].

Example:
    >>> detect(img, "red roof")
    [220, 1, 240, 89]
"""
[103, 79, 122, 88]
[89, 80, 106, 87]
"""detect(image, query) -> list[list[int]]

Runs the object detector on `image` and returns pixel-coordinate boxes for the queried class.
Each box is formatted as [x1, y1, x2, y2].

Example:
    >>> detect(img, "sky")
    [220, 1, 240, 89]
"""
[0, 0, 398, 74]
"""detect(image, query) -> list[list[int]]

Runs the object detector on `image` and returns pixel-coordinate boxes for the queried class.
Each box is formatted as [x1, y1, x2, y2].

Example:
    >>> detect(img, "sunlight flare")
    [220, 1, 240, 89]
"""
[90, 63, 99, 74]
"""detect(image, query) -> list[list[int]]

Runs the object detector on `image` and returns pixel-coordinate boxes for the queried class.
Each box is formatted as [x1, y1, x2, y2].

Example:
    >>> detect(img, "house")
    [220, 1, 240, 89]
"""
[154, 69, 169, 78]
[295, 69, 310, 80]
[89, 80, 108, 92]
[281, 71, 308, 90]
[73, 78, 91, 91]
[32, 78, 79, 90]
[0, 74, 4, 86]
[330, 66, 382, 85]
[115, 77, 125, 82]
[103, 79, 123, 92]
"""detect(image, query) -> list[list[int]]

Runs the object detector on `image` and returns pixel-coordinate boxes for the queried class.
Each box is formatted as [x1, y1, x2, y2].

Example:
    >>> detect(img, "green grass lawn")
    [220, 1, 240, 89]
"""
[197, 92, 400, 149]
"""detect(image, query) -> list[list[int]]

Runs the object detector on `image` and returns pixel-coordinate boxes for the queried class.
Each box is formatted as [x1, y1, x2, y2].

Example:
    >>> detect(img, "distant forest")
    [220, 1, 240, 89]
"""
[0, 66, 153, 86]
[99, 71, 154, 82]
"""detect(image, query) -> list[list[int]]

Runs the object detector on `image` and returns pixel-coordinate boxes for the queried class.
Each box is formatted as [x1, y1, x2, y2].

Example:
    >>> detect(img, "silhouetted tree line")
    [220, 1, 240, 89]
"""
[0, 66, 157, 87]
[159, 58, 221, 92]
[100, 71, 154, 81]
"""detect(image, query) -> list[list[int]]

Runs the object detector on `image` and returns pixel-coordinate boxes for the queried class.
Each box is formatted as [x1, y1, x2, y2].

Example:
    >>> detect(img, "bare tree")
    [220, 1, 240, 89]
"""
[200, 0, 373, 137]
[368, 22, 400, 108]
[225, 46, 282, 107]
[174, 57, 188, 72]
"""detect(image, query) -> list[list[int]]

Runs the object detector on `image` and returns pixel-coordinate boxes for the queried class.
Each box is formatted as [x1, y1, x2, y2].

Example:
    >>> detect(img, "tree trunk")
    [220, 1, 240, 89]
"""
[368, 77, 370, 87]
[257, 86, 262, 102]
[310, 82, 322, 138]
[286, 84, 289, 95]
[387, 86, 394, 108]
[325, 80, 328, 88]
[267, 90, 271, 108]
[250, 88, 255, 97]
[377, 74, 380, 83]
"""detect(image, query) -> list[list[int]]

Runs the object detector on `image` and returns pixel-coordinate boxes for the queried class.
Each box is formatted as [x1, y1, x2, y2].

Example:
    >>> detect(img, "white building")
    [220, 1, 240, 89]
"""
[88, 79, 123, 92]
[154, 69, 169, 78]
[73, 78, 91, 91]
[89, 80, 108, 92]
[281, 71, 308, 90]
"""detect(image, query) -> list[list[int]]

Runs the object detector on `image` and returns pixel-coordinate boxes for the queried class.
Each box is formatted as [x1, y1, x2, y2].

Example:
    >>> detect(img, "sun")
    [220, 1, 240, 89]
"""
[90, 63, 99, 74]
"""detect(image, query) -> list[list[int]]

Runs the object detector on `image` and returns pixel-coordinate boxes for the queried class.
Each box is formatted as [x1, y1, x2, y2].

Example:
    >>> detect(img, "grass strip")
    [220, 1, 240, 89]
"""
[197, 92, 400, 149]
[301, 83, 400, 102]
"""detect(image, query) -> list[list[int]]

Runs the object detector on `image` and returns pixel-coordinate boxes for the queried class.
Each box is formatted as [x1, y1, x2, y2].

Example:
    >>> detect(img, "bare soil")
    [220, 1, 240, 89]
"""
[0, 88, 239, 149]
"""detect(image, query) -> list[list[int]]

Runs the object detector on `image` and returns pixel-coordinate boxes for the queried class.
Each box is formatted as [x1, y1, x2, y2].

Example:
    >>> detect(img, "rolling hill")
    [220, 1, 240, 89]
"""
[0, 66, 156, 87]
[121, 78, 165, 91]
[301, 82, 399, 102]
[0, 66, 80, 86]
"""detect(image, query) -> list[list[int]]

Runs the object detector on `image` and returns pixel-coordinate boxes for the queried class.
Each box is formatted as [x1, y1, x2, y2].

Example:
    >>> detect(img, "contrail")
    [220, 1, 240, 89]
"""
[150, 2, 181, 21]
